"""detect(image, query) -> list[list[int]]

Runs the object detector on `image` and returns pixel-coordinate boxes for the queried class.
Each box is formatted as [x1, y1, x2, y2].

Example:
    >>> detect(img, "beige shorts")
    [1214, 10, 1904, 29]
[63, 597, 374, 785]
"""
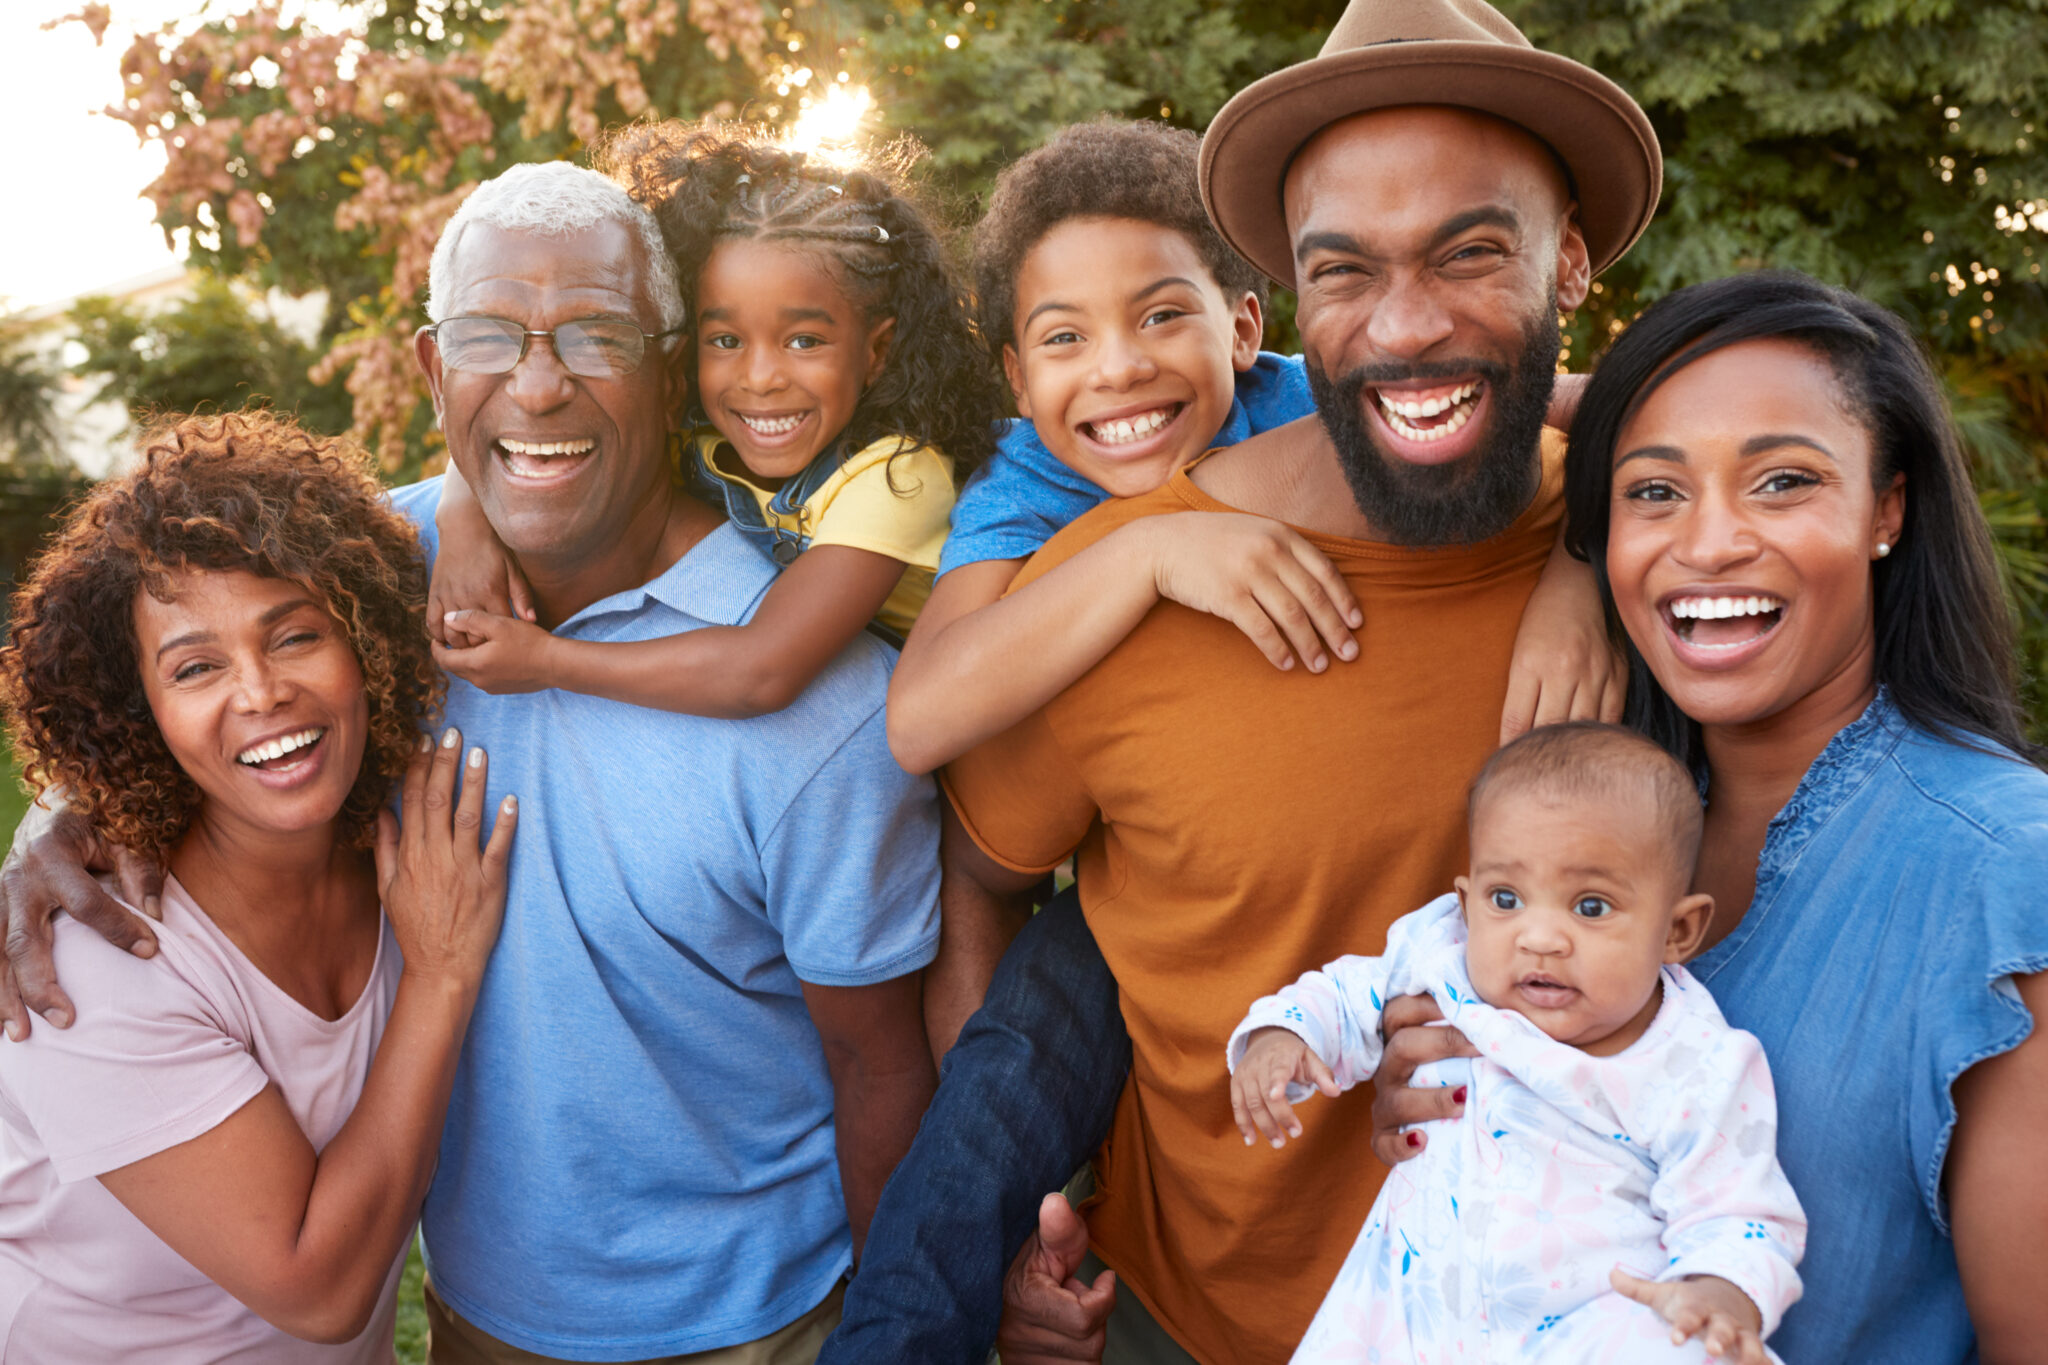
[423, 1277, 845, 1365]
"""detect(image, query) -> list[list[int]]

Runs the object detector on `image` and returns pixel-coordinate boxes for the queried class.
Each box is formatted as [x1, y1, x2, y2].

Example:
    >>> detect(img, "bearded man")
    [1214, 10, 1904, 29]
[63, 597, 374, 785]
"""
[822, 0, 1663, 1361]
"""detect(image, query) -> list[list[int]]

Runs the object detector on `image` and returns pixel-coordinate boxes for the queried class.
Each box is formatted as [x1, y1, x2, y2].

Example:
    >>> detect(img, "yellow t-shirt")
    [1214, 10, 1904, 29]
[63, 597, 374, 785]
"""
[691, 432, 956, 636]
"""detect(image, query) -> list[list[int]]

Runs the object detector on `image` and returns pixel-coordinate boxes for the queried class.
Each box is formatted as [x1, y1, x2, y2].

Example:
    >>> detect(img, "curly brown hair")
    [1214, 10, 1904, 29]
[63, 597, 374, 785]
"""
[972, 118, 1268, 358]
[0, 412, 440, 858]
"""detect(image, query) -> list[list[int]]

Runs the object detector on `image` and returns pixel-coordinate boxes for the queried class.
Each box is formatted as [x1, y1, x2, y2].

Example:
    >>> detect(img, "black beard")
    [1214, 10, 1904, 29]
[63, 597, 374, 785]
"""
[1306, 312, 1559, 546]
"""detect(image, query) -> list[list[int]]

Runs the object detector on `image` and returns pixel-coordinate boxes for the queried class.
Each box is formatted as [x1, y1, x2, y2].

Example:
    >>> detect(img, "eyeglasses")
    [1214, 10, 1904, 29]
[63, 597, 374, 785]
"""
[425, 315, 686, 379]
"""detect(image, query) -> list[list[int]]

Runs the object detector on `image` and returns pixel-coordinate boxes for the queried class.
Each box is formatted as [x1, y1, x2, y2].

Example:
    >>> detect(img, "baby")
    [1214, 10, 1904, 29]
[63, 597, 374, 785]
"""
[1228, 723, 1805, 1364]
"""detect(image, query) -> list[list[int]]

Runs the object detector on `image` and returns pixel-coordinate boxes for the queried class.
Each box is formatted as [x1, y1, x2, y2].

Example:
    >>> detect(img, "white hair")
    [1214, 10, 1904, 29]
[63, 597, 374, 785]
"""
[426, 161, 686, 331]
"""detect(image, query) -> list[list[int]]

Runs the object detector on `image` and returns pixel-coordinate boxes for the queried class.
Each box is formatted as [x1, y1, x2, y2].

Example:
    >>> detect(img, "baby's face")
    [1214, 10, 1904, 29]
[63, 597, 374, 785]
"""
[1456, 787, 1708, 1056]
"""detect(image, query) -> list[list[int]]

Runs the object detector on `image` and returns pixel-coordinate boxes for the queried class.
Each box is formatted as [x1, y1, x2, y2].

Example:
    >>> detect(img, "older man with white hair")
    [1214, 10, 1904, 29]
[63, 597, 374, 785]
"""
[401, 162, 940, 1365]
[0, 160, 943, 1365]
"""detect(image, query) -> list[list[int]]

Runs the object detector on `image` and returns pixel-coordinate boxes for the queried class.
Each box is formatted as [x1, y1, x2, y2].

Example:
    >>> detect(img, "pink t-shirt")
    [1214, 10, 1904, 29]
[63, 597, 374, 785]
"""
[0, 876, 405, 1363]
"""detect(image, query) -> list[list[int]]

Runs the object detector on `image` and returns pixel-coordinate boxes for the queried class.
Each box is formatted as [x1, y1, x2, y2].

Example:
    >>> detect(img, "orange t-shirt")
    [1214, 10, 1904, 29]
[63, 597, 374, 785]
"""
[941, 430, 1566, 1365]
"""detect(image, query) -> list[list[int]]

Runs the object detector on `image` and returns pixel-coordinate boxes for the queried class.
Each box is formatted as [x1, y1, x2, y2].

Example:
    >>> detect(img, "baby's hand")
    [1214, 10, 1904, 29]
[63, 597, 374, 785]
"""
[1230, 1026, 1339, 1150]
[433, 610, 560, 695]
[1609, 1269, 1770, 1364]
[1147, 513, 1362, 675]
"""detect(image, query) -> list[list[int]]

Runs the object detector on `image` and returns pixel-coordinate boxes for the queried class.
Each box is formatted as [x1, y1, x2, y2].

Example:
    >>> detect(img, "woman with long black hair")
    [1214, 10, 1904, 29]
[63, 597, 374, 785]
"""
[1376, 270, 2047, 1362]
[1562, 272, 2044, 1361]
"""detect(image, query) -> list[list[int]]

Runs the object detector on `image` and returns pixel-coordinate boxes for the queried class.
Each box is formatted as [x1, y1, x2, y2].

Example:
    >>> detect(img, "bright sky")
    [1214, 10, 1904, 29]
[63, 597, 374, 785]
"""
[1, 2, 205, 311]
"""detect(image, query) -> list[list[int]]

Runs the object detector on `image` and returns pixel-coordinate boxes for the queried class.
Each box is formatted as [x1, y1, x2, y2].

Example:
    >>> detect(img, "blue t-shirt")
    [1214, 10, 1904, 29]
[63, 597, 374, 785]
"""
[387, 479, 941, 1358]
[935, 351, 1312, 576]
[1691, 691, 2048, 1363]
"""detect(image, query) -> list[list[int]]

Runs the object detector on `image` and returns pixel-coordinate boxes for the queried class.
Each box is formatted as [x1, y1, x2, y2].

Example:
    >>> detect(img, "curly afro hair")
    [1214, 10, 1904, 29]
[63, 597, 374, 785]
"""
[596, 121, 1003, 475]
[0, 412, 440, 859]
[973, 118, 1268, 358]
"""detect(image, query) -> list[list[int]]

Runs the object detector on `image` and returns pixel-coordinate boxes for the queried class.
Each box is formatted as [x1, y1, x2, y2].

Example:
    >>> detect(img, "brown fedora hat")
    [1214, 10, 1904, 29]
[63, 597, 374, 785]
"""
[1200, 0, 1661, 289]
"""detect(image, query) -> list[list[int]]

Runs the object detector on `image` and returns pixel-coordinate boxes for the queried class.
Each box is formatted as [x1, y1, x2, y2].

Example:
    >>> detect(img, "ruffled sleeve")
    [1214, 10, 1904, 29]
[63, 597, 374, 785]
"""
[1910, 814, 2048, 1234]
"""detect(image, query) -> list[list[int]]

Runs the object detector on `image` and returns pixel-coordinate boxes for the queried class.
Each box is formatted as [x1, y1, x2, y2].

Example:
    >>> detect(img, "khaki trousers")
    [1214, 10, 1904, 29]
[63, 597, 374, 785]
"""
[1075, 1253, 1201, 1365]
[424, 1277, 845, 1365]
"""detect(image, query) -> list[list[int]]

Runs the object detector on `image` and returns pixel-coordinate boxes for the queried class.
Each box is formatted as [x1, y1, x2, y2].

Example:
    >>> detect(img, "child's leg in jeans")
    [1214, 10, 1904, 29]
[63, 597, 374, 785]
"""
[1528, 1290, 1785, 1365]
[818, 886, 1131, 1364]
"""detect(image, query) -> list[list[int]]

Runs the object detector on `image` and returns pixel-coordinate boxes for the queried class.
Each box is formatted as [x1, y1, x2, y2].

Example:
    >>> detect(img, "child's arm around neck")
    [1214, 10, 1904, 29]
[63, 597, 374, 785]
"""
[442, 542, 909, 717]
[886, 508, 1365, 775]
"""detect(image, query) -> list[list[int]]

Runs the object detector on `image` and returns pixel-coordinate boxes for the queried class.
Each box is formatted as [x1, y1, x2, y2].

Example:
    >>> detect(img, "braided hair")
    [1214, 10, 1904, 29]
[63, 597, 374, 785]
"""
[597, 122, 1002, 476]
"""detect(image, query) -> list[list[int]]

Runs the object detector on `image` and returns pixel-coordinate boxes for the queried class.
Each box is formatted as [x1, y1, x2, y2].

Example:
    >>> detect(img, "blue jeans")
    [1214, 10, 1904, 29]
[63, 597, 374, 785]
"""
[819, 887, 1131, 1364]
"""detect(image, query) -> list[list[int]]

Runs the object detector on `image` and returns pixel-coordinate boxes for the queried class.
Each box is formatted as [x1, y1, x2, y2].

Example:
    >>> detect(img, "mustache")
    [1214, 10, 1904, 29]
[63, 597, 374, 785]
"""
[1337, 357, 1510, 390]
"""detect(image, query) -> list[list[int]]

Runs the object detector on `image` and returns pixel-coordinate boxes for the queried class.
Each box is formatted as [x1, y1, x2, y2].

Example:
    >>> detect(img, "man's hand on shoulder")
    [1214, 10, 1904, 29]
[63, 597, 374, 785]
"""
[997, 1192, 1115, 1364]
[0, 804, 161, 1039]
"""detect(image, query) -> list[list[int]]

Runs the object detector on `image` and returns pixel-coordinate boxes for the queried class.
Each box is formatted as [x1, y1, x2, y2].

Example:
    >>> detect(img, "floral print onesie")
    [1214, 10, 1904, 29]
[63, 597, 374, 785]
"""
[1227, 895, 1806, 1364]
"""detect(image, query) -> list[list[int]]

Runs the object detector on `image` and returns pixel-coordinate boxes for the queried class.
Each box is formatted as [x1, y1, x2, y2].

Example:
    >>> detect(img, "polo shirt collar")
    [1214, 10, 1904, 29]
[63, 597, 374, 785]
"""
[560, 521, 772, 631]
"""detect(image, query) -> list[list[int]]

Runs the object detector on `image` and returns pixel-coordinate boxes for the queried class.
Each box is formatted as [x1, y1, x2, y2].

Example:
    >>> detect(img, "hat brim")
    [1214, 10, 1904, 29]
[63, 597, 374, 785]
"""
[1200, 43, 1661, 290]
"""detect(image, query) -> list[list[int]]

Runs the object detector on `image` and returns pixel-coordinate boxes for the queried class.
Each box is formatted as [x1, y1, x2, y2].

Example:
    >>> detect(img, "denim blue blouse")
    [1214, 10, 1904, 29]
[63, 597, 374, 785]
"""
[1691, 691, 2048, 1363]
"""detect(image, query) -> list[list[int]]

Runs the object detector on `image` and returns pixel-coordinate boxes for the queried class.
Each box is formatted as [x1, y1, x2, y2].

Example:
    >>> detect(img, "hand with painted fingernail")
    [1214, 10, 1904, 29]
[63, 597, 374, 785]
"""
[374, 729, 518, 991]
[1370, 994, 1478, 1166]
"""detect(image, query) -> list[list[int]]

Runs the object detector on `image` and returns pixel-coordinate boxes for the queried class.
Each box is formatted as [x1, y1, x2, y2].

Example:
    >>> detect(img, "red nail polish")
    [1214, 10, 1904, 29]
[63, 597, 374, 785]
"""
[1453, 1086, 1468, 1104]
[1405, 1132, 1421, 1148]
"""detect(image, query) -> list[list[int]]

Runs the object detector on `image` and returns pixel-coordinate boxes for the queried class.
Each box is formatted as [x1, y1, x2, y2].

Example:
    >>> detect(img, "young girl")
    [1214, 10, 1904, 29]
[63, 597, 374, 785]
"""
[1229, 724, 1806, 1364]
[427, 128, 1004, 716]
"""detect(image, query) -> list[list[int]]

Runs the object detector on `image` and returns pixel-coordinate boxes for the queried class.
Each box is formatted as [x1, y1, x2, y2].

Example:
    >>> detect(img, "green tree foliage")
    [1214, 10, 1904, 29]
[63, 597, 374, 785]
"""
[811, 0, 1326, 191]
[66, 277, 352, 434]
[0, 315, 66, 471]
[0, 315, 85, 663]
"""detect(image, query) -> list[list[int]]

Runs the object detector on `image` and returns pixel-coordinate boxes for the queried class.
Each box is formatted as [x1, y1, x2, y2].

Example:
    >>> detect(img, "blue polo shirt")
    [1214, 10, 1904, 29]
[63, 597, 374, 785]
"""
[387, 478, 941, 1360]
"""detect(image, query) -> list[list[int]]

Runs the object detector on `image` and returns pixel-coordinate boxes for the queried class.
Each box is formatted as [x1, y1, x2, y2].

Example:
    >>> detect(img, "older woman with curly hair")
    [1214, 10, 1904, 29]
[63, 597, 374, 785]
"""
[0, 412, 516, 1362]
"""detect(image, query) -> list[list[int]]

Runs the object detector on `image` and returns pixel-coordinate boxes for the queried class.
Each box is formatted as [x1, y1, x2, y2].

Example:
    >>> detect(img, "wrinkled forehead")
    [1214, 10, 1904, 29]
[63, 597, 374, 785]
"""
[442, 218, 654, 324]
[1283, 105, 1572, 248]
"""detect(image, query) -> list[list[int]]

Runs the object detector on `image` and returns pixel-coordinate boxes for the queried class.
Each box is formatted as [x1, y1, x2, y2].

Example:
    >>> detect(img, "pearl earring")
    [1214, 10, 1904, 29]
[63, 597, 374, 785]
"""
[1876, 542, 1892, 558]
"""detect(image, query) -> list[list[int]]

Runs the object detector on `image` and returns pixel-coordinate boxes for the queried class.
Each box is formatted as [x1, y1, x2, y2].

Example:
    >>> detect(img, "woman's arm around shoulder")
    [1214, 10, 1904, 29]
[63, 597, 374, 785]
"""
[888, 511, 1361, 775]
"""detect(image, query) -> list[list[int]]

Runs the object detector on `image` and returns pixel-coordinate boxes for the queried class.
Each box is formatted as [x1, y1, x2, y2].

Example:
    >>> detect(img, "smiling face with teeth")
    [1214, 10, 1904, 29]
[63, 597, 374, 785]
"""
[135, 569, 370, 848]
[419, 218, 690, 584]
[1003, 217, 1263, 498]
[1282, 108, 1591, 544]
[694, 238, 896, 484]
[1605, 339, 1906, 732]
